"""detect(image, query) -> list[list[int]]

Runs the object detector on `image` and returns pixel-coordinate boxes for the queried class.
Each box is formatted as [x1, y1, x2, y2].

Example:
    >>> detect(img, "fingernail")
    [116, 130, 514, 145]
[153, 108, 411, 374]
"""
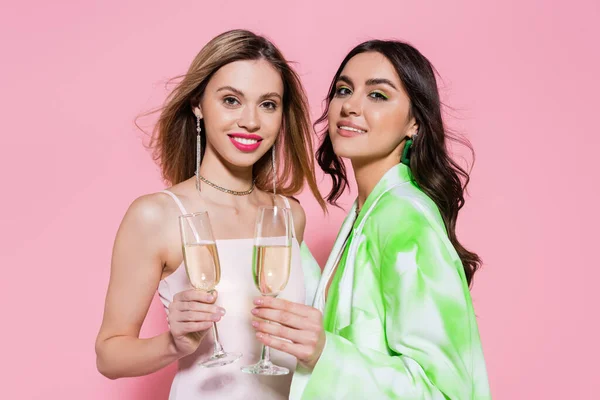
[251, 321, 259, 328]
[256, 332, 264, 339]
[219, 308, 226, 315]
[254, 298, 263, 305]
[251, 308, 258, 315]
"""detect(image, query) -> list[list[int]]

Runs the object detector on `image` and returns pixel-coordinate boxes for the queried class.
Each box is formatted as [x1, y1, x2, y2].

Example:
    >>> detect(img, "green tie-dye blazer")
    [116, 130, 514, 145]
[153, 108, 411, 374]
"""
[293, 163, 491, 400]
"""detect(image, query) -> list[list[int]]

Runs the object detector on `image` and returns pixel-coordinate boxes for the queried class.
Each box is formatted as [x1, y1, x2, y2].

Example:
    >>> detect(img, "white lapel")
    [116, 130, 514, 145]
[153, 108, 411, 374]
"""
[332, 182, 411, 331]
[312, 201, 358, 312]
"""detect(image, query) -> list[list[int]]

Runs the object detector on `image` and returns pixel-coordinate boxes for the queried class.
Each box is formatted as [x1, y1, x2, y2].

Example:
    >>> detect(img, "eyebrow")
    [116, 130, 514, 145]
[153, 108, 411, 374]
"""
[337, 75, 354, 86]
[336, 75, 398, 90]
[216, 86, 244, 97]
[216, 86, 282, 101]
[259, 92, 282, 102]
[366, 78, 398, 90]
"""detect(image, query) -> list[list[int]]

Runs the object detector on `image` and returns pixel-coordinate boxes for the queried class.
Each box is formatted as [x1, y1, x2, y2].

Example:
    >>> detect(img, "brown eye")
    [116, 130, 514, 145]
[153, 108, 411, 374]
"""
[261, 101, 278, 110]
[369, 91, 388, 101]
[334, 86, 352, 97]
[223, 97, 240, 106]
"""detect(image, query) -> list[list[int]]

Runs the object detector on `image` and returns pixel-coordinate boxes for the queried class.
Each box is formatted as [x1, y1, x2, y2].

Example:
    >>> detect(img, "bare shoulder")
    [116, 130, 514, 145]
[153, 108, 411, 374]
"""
[118, 192, 178, 238]
[286, 197, 306, 225]
[124, 193, 170, 224]
[285, 197, 306, 242]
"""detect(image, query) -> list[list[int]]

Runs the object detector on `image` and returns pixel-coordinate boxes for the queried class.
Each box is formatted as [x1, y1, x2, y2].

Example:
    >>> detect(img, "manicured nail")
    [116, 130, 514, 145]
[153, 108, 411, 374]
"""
[254, 298, 263, 305]
[218, 308, 226, 315]
[251, 308, 258, 315]
[251, 321, 259, 328]
[256, 332, 264, 339]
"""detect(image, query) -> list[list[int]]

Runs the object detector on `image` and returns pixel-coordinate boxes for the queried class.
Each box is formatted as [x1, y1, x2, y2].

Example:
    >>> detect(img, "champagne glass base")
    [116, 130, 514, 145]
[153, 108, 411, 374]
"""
[241, 359, 289, 375]
[199, 351, 243, 368]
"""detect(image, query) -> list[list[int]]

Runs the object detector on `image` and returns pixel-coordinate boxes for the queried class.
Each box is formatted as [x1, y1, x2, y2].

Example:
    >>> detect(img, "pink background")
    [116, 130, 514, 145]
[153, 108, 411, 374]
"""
[1, 0, 598, 398]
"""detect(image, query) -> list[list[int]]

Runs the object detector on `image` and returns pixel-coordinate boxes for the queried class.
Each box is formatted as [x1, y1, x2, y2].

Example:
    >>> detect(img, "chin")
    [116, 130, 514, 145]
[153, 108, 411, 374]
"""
[332, 148, 363, 161]
[330, 138, 362, 159]
[226, 156, 261, 169]
[223, 150, 267, 169]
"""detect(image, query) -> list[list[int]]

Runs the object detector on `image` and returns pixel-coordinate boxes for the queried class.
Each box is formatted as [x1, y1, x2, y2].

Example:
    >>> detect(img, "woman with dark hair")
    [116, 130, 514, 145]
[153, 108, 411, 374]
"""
[250, 40, 491, 399]
[95, 29, 325, 399]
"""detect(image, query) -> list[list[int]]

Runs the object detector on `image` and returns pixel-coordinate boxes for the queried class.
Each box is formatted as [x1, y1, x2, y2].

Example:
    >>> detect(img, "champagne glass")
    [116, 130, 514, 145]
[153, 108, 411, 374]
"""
[241, 206, 292, 376]
[179, 212, 242, 368]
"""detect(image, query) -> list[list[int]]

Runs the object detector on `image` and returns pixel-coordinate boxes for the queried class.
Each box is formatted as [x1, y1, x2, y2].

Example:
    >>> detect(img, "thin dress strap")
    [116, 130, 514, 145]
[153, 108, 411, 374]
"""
[161, 190, 189, 215]
[279, 195, 296, 238]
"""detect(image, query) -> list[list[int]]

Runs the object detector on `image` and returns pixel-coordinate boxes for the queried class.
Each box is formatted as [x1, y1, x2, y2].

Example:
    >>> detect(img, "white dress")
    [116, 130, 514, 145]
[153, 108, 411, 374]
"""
[158, 190, 307, 399]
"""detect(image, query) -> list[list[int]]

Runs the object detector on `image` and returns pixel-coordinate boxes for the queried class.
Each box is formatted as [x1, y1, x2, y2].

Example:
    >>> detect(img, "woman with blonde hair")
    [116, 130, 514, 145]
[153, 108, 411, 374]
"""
[95, 29, 324, 399]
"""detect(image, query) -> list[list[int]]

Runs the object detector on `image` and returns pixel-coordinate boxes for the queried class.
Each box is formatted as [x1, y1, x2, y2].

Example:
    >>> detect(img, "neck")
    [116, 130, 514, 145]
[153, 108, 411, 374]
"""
[196, 147, 255, 205]
[352, 155, 399, 209]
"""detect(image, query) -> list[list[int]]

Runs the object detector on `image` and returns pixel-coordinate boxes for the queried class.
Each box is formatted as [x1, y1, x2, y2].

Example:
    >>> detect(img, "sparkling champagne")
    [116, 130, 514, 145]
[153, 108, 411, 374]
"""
[252, 245, 291, 296]
[183, 242, 221, 291]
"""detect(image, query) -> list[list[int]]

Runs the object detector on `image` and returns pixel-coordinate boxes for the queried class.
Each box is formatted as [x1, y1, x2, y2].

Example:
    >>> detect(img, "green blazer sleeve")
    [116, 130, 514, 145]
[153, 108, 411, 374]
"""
[300, 195, 490, 399]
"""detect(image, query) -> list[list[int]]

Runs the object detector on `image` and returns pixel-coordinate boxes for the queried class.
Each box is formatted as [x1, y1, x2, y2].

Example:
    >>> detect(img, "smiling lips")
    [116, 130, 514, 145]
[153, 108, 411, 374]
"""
[228, 133, 263, 152]
[336, 121, 367, 137]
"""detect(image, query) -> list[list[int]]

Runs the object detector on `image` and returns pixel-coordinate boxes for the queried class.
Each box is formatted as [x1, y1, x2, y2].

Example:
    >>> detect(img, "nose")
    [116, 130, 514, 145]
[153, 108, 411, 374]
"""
[237, 105, 260, 132]
[340, 94, 361, 117]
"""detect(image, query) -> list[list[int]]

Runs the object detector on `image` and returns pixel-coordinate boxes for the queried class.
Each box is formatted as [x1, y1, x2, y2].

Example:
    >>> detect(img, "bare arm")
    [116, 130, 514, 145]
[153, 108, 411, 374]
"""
[95, 195, 221, 379]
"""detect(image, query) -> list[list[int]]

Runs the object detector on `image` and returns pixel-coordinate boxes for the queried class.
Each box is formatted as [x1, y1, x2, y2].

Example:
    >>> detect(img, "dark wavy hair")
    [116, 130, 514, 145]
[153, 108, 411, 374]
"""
[316, 40, 481, 286]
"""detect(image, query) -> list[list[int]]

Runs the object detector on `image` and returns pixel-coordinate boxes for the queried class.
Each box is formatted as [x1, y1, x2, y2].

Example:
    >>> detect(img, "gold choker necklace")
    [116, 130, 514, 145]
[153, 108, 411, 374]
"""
[196, 173, 255, 196]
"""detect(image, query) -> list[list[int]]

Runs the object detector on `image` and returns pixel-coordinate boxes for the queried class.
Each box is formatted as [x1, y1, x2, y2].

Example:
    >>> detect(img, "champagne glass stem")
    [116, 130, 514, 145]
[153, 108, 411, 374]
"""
[260, 344, 271, 364]
[195, 289, 241, 367]
[211, 322, 225, 355]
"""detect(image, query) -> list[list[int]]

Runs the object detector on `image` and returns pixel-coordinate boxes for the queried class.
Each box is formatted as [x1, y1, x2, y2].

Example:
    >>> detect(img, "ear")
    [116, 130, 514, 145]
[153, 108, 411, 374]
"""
[192, 105, 203, 119]
[406, 117, 419, 139]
